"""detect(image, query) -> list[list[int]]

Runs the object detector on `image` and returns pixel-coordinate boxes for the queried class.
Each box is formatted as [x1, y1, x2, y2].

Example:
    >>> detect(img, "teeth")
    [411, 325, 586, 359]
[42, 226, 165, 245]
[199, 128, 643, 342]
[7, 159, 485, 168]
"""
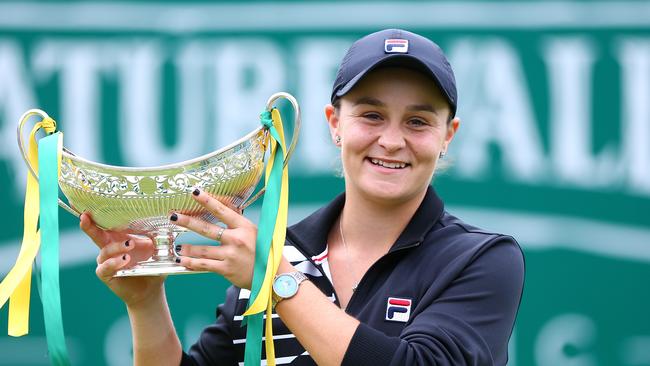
[370, 158, 407, 169]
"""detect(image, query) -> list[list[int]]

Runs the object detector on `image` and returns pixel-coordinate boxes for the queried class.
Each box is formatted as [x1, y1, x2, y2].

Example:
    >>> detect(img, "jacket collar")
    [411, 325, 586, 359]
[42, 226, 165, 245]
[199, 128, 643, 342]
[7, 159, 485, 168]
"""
[287, 186, 445, 258]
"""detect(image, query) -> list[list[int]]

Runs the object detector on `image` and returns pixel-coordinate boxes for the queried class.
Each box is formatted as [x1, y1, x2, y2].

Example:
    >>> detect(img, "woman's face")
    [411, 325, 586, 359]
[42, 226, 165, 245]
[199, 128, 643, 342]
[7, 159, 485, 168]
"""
[326, 67, 459, 206]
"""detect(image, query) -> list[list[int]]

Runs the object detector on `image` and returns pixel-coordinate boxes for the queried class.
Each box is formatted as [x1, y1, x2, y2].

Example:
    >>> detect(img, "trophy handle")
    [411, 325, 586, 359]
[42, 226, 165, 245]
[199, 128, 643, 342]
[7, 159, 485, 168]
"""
[241, 92, 301, 210]
[17, 109, 81, 218]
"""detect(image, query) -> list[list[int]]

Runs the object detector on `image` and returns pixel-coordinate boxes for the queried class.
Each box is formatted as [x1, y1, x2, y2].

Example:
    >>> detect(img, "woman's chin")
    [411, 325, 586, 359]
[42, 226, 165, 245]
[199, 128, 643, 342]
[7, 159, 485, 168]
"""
[358, 183, 414, 204]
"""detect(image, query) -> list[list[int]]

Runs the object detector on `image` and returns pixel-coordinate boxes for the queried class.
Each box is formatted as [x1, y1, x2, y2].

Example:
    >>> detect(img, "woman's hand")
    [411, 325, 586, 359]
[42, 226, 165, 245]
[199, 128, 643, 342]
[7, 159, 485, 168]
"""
[80, 213, 163, 309]
[170, 188, 257, 289]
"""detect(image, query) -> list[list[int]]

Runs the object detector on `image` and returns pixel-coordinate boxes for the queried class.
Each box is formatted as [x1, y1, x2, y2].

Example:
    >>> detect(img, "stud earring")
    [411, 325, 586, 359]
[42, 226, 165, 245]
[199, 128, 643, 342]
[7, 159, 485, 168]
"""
[439, 151, 446, 159]
[335, 135, 341, 144]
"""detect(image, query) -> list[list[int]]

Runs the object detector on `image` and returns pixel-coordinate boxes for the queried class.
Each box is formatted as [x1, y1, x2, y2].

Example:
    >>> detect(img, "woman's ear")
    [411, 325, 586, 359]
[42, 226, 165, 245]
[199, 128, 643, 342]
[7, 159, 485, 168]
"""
[442, 117, 460, 152]
[325, 104, 340, 145]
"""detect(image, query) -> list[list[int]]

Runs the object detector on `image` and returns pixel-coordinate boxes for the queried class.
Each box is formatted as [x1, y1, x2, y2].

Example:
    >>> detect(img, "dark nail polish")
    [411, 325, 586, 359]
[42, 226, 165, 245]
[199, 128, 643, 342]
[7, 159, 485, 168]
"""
[175, 244, 181, 253]
[175, 257, 181, 263]
[192, 188, 200, 196]
[122, 254, 127, 261]
[124, 240, 130, 247]
[170, 213, 178, 221]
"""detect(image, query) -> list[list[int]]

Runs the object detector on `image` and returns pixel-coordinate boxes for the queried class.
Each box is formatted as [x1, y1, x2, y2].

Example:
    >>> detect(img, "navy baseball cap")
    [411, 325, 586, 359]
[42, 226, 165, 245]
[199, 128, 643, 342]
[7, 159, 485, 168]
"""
[331, 29, 457, 117]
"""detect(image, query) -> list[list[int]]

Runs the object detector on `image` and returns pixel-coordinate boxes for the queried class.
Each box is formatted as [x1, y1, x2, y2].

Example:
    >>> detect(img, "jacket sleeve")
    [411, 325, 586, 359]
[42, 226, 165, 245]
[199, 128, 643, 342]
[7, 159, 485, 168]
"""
[342, 236, 525, 366]
[180, 285, 240, 366]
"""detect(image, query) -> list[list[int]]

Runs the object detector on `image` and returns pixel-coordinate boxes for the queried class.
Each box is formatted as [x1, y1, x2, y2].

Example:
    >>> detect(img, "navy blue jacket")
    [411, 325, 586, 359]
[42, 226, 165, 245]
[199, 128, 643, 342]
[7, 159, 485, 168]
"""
[181, 187, 525, 365]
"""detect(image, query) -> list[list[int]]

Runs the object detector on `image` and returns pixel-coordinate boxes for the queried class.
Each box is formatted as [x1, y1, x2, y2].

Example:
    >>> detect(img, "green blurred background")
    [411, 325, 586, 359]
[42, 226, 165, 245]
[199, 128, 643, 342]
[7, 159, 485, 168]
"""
[1, 0, 649, 365]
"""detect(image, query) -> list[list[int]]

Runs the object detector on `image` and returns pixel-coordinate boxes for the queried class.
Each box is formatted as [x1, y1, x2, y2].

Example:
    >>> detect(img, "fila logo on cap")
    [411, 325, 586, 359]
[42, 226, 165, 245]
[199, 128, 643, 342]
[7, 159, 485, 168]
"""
[385, 297, 412, 322]
[384, 39, 409, 54]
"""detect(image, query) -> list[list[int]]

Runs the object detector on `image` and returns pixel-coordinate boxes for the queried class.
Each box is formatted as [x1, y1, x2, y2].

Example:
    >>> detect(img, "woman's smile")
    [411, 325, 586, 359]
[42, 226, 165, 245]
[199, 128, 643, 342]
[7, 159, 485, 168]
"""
[367, 157, 410, 170]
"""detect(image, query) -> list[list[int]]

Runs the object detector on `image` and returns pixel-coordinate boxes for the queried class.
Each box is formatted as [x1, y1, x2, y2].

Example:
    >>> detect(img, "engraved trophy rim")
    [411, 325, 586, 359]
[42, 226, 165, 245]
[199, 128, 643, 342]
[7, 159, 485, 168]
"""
[60, 124, 264, 173]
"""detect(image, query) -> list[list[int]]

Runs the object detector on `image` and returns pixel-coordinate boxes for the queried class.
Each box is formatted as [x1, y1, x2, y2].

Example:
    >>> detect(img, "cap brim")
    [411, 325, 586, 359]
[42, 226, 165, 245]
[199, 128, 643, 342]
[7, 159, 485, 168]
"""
[335, 54, 454, 115]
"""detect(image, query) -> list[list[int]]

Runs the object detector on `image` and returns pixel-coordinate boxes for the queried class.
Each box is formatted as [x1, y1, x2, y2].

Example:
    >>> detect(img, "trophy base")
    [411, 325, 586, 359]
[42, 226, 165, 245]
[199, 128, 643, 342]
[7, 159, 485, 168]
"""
[114, 261, 208, 277]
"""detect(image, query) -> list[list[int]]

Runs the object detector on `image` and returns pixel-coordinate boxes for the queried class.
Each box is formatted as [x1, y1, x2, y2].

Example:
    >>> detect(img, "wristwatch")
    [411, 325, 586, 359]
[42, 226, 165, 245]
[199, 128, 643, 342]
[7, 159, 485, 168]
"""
[272, 271, 309, 307]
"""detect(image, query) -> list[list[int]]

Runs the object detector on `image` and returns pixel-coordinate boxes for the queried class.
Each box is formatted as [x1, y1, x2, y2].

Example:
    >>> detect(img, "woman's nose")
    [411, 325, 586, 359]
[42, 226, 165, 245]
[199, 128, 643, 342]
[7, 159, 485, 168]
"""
[377, 123, 406, 152]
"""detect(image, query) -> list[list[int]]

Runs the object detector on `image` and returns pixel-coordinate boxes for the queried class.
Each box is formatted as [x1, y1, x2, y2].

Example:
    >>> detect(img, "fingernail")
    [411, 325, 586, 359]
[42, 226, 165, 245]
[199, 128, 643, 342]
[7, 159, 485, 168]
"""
[192, 188, 200, 196]
[175, 244, 181, 253]
[170, 213, 178, 222]
[122, 254, 127, 261]
[124, 240, 130, 247]
[175, 257, 181, 263]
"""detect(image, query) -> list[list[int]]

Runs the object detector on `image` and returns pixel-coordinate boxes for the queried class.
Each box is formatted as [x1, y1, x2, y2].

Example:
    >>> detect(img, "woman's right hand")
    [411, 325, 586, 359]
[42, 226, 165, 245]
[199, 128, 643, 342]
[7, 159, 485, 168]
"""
[80, 212, 164, 309]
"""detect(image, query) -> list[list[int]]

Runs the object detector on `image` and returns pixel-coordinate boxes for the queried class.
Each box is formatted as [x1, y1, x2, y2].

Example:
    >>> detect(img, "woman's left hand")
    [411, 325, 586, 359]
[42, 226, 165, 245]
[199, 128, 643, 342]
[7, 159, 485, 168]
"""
[171, 188, 257, 289]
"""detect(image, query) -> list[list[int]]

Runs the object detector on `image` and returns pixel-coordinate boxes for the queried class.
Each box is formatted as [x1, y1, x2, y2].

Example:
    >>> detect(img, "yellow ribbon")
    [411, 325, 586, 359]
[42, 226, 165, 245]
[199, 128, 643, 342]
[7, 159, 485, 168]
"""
[0, 117, 56, 336]
[242, 108, 289, 365]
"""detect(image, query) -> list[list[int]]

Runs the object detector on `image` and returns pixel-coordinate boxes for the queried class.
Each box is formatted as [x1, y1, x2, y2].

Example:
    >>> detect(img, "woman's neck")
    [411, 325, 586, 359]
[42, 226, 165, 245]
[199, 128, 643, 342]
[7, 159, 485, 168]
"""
[339, 187, 427, 255]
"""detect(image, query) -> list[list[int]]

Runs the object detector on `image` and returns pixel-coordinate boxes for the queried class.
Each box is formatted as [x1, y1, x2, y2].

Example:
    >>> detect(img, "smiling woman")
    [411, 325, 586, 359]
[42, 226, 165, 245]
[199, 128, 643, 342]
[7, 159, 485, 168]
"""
[327, 67, 458, 209]
[81, 28, 525, 366]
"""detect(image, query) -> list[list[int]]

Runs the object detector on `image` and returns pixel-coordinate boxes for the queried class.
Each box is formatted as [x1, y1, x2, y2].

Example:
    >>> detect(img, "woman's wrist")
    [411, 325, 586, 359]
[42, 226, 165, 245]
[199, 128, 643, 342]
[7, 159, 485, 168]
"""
[125, 285, 167, 314]
[276, 257, 296, 275]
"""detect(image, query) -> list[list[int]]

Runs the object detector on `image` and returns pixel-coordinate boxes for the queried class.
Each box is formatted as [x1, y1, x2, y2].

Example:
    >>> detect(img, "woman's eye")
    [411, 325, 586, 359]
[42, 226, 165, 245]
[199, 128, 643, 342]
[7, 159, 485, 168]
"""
[362, 113, 382, 121]
[408, 118, 428, 127]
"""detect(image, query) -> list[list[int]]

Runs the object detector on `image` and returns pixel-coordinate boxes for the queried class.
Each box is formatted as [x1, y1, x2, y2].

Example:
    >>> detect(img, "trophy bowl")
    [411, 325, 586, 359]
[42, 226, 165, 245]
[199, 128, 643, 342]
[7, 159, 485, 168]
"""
[18, 92, 300, 277]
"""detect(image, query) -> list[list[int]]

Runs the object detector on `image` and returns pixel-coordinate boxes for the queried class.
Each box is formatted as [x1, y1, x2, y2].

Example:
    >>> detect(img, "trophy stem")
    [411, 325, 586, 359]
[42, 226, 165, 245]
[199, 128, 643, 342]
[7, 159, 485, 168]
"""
[114, 229, 206, 277]
[152, 230, 175, 262]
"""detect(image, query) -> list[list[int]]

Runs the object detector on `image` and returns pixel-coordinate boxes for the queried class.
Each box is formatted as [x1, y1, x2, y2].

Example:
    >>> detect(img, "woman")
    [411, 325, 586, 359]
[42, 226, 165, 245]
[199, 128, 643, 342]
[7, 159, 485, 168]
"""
[81, 29, 524, 365]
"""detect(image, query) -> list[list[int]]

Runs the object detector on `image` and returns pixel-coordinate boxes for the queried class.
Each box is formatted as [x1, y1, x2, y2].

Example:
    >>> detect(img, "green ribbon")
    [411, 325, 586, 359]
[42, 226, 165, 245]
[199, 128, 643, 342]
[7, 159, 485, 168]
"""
[38, 132, 71, 366]
[243, 110, 286, 366]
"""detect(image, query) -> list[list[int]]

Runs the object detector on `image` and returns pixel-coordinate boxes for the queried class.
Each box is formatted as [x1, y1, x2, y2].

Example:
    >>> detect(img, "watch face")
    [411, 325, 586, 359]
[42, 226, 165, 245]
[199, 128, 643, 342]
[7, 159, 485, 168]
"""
[273, 274, 299, 298]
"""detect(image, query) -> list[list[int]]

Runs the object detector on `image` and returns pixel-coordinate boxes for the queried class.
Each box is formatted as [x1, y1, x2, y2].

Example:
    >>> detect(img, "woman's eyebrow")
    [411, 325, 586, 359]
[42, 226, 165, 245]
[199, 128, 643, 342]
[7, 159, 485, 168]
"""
[353, 96, 385, 107]
[407, 104, 438, 115]
[353, 97, 439, 116]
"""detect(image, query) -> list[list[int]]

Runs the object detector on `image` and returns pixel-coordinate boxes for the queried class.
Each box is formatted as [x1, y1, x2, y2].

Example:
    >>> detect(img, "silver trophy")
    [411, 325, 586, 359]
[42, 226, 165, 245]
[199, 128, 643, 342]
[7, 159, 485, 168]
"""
[17, 92, 300, 277]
